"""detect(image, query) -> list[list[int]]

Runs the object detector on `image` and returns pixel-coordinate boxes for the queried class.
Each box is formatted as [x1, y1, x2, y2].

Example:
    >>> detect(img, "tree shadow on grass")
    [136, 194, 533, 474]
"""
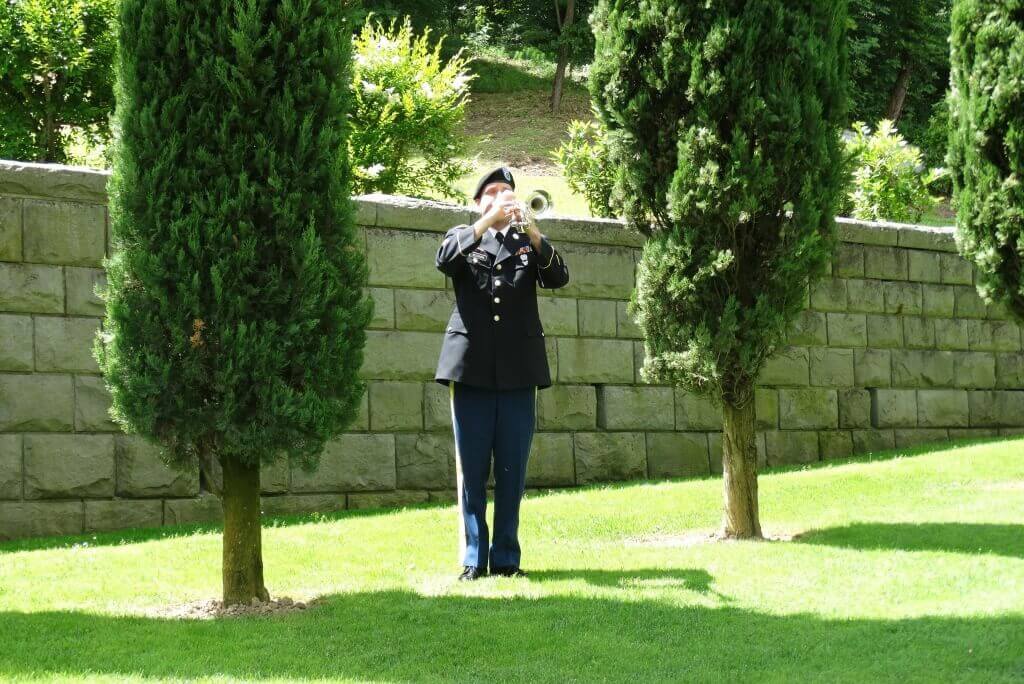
[0, 583, 1020, 681]
[529, 567, 733, 602]
[793, 523, 1024, 559]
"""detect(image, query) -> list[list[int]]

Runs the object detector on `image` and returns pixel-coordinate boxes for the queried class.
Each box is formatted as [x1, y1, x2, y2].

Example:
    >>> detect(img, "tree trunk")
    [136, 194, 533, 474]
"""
[721, 400, 763, 539]
[550, 0, 575, 112]
[885, 63, 912, 122]
[220, 456, 269, 605]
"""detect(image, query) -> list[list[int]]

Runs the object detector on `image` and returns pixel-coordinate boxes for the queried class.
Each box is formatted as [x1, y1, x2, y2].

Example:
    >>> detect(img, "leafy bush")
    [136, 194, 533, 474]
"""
[350, 16, 474, 199]
[554, 117, 615, 217]
[843, 120, 944, 223]
[0, 0, 116, 163]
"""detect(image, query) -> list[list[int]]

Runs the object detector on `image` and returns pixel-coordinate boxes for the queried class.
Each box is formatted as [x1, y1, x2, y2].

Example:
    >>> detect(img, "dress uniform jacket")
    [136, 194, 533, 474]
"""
[434, 223, 570, 390]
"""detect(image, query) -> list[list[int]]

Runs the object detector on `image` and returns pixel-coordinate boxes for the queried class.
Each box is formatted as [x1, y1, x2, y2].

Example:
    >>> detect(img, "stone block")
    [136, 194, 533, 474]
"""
[538, 384, 596, 430]
[34, 316, 100, 372]
[758, 347, 809, 386]
[291, 433, 396, 492]
[23, 200, 105, 266]
[935, 318, 970, 350]
[903, 317, 935, 349]
[674, 391, 722, 430]
[917, 390, 969, 428]
[787, 311, 827, 346]
[907, 250, 941, 282]
[954, 286, 987, 318]
[968, 391, 1024, 427]
[948, 428, 999, 441]
[557, 338, 633, 384]
[646, 432, 710, 479]
[598, 386, 674, 430]
[546, 337, 558, 381]
[116, 438, 198, 498]
[940, 253, 973, 285]
[0, 196, 21, 260]
[0, 435, 21, 499]
[556, 242, 635, 299]
[779, 389, 838, 429]
[0, 263, 64, 313]
[65, 267, 107, 316]
[578, 299, 617, 337]
[616, 300, 643, 338]
[423, 382, 453, 431]
[810, 279, 847, 312]
[895, 429, 949, 449]
[261, 456, 290, 494]
[852, 429, 896, 455]
[0, 501, 83, 541]
[846, 279, 886, 314]
[261, 494, 347, 517]
[863, 246, 908, 280]
[364, 194, 472, 230]
[922, 284, 955, 318]
[839, 389, 872, 428]
[366, 287, 394, 329]
[810, 347, 855, 387]
[755, 389, 778, 430]
[990, 321, 1021, 352]
[834, 244, 865, 278]
[74, 375, 117, 432]
[365, 228, 445, 289]
[359, 330, 442, 381]
[866, 315, 903, 348]
[966, 320, 995, 352]
[24, 434, 115, 498]
[764, 431, 819, 466]
[164, 494, 223, 526]
[538, 296, 579, 336]
[369, 381, 423, 431]
[996, 354, 1024, 389]
[394, 289, 453, 332]
[352, 392, 370, 431]
[84, 500, 163, 533]
[396, 432, 452, 489]
[953, 352, 996, 389]
[573, 432, 646, 484]
[838, 218, 899, 246]
[819, 431, 854, 459]
[348, 490, 429, 510]
[526, 432, 575, 487]
[0, 373, 73, 431]
[0, 314, 33, 371]
[854, 349, 891, 387]
[891, 350, 955, 388]
[897, 226, 957, 252]
[871, 389, 918, 428]
[827, 313, 866, 347]
[883, 282, 922, 315]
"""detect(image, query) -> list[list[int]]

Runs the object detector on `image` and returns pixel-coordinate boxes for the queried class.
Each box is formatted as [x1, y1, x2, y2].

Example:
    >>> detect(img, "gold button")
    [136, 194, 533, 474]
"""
[493, 314, 500, 322]
[493, 297, 500, 304]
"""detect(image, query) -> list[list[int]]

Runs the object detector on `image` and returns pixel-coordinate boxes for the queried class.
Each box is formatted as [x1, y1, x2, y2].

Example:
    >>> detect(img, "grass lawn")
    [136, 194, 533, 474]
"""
[1, 438, 1022, 682]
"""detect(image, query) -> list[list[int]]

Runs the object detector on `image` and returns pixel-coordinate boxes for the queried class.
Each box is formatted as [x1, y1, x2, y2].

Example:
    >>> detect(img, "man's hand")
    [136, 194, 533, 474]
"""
[472, 190, 519, 239]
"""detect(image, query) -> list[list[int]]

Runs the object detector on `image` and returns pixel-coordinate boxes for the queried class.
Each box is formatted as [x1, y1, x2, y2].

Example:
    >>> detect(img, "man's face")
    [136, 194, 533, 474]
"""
[476, 181, 514, 215]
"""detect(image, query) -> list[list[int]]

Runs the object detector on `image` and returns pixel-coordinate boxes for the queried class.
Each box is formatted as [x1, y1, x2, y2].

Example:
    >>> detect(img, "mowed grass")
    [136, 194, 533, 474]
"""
[1, 439, 1023, 682]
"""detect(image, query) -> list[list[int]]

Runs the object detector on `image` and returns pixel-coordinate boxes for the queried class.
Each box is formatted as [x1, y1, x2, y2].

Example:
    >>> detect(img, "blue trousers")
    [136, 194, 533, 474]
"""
[449, 381, 537, 570]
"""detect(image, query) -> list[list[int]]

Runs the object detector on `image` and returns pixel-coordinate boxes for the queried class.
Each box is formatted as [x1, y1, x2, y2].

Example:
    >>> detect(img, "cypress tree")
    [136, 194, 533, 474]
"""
[100, 0, 370, 604]
[949, 0, 1024, 319]
[590, 1, 849, 537]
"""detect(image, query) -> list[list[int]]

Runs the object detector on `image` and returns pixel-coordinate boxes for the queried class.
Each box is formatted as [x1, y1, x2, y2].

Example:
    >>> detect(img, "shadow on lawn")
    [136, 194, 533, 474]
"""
[794, 522, 1024, 559]
[530, 568, 733, 601]
[0, 581, 1021, 681]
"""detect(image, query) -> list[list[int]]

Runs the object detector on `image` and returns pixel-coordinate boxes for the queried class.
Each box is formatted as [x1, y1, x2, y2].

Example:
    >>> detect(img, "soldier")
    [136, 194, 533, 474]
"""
[434, 166, 570, 581]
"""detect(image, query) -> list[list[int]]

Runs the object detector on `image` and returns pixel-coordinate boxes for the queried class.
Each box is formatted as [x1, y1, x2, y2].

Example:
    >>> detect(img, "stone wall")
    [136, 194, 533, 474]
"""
[2, 160, 1023, 541]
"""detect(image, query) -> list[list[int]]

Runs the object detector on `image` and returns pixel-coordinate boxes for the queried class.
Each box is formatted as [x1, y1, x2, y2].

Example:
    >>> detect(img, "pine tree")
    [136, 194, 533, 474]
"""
[590, 1, 849, 537]
[99, 0, 370, 604]
[949, 0, 1024, 320]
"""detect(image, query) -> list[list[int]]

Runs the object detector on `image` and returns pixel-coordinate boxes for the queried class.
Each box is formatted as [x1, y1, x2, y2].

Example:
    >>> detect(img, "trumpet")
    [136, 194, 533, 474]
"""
[508, 190, 553, 228]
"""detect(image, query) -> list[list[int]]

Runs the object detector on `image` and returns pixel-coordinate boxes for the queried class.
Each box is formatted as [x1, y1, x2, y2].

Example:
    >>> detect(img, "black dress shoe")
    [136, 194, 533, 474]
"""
[490, 565, 527, 578]
[458, 566, 486, 581]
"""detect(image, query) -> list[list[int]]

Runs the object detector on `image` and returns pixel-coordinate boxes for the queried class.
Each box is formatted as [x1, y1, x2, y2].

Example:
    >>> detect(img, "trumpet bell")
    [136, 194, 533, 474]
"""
[526, 189, 553, 215]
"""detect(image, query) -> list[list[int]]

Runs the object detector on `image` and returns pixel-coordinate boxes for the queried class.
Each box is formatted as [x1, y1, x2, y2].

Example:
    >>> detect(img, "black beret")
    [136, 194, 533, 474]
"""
[472, 166, 516, 202]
